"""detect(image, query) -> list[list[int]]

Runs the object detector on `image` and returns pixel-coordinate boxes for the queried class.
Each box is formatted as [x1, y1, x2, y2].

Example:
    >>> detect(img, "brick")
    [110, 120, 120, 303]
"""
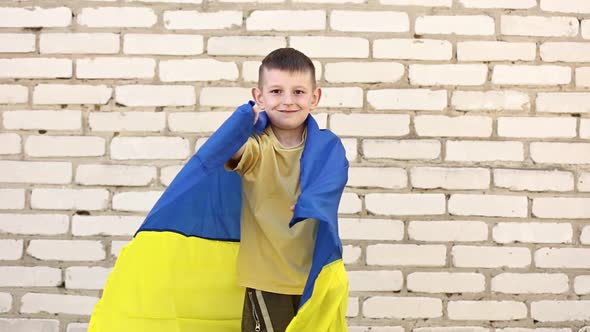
[242, 60, 322, 82]
[531, 142, 590, 164]
[347, 297, 359, 317]
[0, 85, 27, 104]
[350, 327, 403, 332]
[31, 188, 109, 211]
[40, 33, 119, 54]
[492, 273, 569, 294]
[494, 169, 574, 192]
[535, 248, 590, 268]
[348, 270, 403, 291]
[411, 167, 489, 190]
[449, 194, 527, 218]
[0, 133, 20, 155]
[347, 167, 407, 189]
[458, 41, 536, 61]
[66, 266, 111, 289]
[452, 90, 530, 111]
[363, 139, 440, 160]
[448, 301, 527, 320]
[78, 7, 157, 27]
[318, 88, 363, 108]
[580, 172, 590, 191]
[339, 192, 362, 214]
[495, 222, 572, 244]
[342, 138, 357, 162]
[577, 67, 590, 87]
[67, 323, 89, 332]
[367, 89, 447, 111]
[374, 39, 452, 60]
[541, 0, 590, 13]
[0, 189, 24, 209]
[409, 220, 488, 242]
[89, 112, 165, 132]
[160, 59, 238, 82]
[200, 87, 251, 107]
[0, 319, 59, 332]
[77, 57, 155, 79]
[0, 7, 71, 27]
[325, 62, 403, 83]
[0, 58, 71, 79]
[379, 0, 451, 5]
[415, 15, 495, 35]
[459, 0, 536, 8]
[0, 161, 71, 184]
[415, 115, 492, 137]
[112, 191, 163, 212]
[0, 240, 22, 260]
[21, 293, 99, 315]
[207, 36, 286, 56]
[531, 301, 590, 322]
[343, 245, 361, 264]
[169, 112, 233, 133]
[33, 84, 112, 105]
[290, 36, 369, 58]
[3, 110, 81, 130]
[331, 114, 409, 137]
[27, 240, 105, 261]
[493, 65, 571, 85]
[111, 137, 189, 160]
[584, 19, 590, 38]
[331, 11, 408, 32]
[446, 140, 523, 162]
[501, 15, 579, 37]
[363, 297, 442, 319]
[584, 226, 590, 244]
[76, 165, 156, 186]
[116, 85, 195, 107]
[407, 272, 485, 293]
[367, 244, 446, 266]
[0, 214, 69, 235]
[72, 215, 143, 236]
[574, 275, 590, 294]
[366, 193, 445, 216]
[164, 10, 242, 30]
[498, 117, 576, 138]
[160, 165, 182, 186]
[124, 34, 203, 55]
[0, 33, 35, 52]
[537, 92, 590, 113]
[111, 240, 129, 258]
[247, 10, 324, 31]
[0, 293, 11, 312]
[534, 197, 590, 219]
[542, 42, 590, 63]
[25, 136, 105, 157]
[0, 267, 61, 287]
[410, 64, 487, 86]
[415, 328, 489, 332]
[453, 246, 530, 268]
[339, 218, 404, 240]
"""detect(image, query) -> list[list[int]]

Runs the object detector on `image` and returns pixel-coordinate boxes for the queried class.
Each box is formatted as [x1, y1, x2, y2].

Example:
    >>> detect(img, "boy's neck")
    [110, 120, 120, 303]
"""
[270, 124, 305, 148]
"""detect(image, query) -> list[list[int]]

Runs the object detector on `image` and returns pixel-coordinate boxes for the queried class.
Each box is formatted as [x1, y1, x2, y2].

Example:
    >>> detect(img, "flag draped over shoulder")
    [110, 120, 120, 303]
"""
[88, 101, 350, 332]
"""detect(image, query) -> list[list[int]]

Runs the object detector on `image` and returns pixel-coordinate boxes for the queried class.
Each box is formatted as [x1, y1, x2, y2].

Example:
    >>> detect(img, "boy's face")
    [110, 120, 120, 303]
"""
[252, 68, 321, 133]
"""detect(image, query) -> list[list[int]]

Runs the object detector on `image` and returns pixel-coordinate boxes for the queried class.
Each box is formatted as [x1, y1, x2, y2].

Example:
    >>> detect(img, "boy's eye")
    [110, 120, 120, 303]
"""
[270, 89, 281, 94]
[295, 90, 305, 94]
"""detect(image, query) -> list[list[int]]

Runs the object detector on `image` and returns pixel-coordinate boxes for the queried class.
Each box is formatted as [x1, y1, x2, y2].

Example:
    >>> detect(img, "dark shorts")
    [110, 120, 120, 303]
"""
[241, 287, 302, 332]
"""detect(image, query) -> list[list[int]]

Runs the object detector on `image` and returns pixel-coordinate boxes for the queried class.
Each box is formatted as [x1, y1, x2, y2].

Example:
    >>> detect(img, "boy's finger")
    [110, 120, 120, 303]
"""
[290, 205, 295, 211]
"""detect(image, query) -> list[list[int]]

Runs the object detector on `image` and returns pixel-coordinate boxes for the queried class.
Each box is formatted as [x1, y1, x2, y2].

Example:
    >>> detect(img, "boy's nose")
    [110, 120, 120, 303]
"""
[282, 93, 294, 105]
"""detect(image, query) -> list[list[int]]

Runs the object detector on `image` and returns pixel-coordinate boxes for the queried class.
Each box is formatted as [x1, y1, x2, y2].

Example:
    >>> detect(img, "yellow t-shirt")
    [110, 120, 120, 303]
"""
[226, 126, 317, 295]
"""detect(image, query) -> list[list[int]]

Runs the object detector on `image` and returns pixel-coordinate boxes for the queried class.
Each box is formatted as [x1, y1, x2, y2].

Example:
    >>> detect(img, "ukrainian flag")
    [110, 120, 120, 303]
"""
[89, 101, 349, 332]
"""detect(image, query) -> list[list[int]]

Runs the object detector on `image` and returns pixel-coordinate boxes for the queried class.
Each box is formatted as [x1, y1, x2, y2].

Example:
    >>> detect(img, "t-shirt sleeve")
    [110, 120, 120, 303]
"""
[224, 135, 261, 177]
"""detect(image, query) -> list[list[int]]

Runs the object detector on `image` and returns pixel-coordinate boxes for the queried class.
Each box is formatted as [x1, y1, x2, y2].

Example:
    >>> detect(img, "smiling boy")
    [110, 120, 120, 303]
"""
[226, 48, 329, 331]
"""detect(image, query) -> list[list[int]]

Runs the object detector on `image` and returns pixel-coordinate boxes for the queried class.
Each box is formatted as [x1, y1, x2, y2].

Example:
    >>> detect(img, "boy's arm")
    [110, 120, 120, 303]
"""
[228, 104, 262, 164]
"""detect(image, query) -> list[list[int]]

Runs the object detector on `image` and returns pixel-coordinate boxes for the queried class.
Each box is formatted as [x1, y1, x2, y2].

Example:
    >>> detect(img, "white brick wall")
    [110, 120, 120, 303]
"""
[1, 2, 589, 330]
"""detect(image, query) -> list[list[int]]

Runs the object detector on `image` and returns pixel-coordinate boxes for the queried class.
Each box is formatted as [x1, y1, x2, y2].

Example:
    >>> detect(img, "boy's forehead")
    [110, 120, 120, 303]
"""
[260, 68, 315, 88]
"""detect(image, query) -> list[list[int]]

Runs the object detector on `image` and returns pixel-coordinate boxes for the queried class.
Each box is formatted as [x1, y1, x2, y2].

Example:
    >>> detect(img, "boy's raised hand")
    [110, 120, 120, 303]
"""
[252, 103, 262, 125]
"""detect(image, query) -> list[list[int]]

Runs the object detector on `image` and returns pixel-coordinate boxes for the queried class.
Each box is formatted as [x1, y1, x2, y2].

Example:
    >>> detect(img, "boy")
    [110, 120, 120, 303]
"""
[227, 48, 327, 331]
[88, 48, 349, 332]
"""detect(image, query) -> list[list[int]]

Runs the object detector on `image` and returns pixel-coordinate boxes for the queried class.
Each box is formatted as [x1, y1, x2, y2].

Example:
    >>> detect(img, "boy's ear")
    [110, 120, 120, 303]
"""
[251, 87, 263, 108]
[311, 87, 322, 109]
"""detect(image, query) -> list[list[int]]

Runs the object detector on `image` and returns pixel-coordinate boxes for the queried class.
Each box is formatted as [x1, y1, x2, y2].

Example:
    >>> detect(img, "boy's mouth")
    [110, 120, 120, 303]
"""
[278, 109, 299, 113]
